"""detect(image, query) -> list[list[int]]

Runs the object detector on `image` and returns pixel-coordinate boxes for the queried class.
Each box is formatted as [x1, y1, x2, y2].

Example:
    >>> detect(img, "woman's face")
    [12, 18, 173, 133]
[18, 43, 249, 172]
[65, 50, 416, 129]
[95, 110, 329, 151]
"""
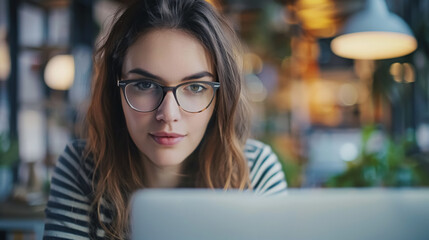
[121, 29, 215, 168]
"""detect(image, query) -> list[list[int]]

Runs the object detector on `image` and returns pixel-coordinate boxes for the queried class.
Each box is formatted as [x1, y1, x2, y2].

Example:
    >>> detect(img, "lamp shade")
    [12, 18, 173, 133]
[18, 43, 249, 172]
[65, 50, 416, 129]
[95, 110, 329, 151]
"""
[331, 0, 417, 60]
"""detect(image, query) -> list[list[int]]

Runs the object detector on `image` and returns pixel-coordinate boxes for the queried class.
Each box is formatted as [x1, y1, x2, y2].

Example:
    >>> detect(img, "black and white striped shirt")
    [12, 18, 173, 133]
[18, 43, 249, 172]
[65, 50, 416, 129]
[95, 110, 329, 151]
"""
[43, 139, 287, 239]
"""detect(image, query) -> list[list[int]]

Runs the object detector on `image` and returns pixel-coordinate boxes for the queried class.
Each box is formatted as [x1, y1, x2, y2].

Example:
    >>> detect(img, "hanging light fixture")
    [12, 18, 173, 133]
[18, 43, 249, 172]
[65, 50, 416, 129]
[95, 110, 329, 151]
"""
[331, 0, 417, 60]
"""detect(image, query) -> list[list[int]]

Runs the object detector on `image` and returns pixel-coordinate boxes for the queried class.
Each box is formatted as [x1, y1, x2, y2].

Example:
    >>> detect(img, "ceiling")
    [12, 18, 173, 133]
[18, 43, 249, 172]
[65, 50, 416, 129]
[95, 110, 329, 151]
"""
[31, 0, 369, 39]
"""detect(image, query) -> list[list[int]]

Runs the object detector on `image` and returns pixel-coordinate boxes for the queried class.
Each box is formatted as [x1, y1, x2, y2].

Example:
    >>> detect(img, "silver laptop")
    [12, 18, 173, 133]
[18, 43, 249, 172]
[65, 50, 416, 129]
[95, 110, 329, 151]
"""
[130, 188, 429, 240]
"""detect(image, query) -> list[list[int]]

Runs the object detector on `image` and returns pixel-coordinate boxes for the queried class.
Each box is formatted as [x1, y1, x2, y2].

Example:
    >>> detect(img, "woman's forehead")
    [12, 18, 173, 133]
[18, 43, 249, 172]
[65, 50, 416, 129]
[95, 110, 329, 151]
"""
[122, 29, 214, 81]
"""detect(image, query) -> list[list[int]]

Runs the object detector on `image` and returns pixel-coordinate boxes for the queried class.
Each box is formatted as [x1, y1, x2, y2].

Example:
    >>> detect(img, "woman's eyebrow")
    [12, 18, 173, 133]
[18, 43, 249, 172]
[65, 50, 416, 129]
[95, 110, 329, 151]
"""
[127, 68, 214, 82]
[128, 68, 162, 80]
[182, 71, 214, 81]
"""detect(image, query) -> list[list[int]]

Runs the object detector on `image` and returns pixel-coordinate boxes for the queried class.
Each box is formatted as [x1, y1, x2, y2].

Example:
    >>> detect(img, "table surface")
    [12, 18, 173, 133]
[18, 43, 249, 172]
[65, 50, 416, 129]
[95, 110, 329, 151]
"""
[0, 199, 45, 240]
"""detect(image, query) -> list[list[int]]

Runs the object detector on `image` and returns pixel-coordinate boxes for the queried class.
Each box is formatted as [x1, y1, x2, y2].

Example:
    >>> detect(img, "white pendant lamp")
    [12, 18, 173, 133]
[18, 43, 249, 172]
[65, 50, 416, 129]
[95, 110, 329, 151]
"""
[331, 0, 417, 60]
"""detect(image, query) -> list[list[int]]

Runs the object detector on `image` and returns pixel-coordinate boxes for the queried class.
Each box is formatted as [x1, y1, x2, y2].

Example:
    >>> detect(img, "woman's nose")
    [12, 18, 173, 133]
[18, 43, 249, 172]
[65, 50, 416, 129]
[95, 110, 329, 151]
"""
[155, 91, 181, 123]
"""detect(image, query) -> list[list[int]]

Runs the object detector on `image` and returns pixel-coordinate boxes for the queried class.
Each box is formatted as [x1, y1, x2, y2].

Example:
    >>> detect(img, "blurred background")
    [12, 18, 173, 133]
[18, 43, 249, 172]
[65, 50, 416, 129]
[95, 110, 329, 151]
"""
[1, 0, 429, 238]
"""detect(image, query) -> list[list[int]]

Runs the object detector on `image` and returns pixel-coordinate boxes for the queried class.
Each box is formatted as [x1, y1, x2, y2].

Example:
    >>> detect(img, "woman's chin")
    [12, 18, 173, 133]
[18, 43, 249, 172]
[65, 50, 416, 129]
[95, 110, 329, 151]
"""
[147, 154, 187, 168]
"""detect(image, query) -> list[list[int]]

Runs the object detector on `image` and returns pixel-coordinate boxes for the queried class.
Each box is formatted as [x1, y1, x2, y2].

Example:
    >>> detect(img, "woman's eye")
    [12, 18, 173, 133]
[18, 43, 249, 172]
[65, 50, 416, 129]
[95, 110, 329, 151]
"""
[186, 84, 206, 93]
[134, 81, 155, 90]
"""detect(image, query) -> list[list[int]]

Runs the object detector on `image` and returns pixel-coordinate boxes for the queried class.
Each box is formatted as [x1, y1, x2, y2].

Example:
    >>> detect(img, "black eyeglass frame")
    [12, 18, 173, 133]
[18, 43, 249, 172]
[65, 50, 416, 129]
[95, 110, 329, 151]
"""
[117, 79, 221, 113]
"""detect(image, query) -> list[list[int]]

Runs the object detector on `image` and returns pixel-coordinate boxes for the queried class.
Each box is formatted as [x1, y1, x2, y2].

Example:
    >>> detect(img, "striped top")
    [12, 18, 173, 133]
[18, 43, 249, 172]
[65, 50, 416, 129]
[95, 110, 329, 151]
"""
[43, 139, 287, 239]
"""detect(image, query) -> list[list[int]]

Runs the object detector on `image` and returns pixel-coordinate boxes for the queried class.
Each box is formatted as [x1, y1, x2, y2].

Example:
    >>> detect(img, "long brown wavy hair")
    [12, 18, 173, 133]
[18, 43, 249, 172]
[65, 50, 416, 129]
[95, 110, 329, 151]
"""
[84, 0, 251, 238]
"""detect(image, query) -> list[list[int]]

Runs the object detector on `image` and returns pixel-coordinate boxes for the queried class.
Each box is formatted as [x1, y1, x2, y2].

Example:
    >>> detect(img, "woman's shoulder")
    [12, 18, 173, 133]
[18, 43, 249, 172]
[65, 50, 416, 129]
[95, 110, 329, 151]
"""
[45, 139, 94, 239]
[65, 139, 87, 156]
[59, 139, 91, 168]
[244, 139, 275, 162]
[53, 139, 94, 193]
[244, 139, 288, 194]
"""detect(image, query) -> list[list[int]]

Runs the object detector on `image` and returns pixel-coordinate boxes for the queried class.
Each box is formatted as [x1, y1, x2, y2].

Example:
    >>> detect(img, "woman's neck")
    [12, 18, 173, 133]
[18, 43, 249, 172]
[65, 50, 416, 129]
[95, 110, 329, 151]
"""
[142, 157, 184, 188]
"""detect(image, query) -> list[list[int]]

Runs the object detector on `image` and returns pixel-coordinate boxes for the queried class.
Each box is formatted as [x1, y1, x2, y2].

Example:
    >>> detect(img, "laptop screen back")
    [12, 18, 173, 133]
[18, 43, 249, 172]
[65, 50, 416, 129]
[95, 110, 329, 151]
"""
[131, 189, 429, 240]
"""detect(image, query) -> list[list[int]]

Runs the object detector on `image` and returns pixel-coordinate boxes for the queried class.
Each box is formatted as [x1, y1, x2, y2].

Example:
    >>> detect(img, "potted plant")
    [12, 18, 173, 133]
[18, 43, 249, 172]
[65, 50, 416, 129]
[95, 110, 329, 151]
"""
[326, 125, 429, 187]
[0, 133, 19, 202]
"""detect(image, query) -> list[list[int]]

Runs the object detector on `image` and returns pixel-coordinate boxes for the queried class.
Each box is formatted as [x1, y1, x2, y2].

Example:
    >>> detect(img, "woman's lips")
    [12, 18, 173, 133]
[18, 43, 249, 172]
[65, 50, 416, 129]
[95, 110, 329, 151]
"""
[150, 132, 186, 146]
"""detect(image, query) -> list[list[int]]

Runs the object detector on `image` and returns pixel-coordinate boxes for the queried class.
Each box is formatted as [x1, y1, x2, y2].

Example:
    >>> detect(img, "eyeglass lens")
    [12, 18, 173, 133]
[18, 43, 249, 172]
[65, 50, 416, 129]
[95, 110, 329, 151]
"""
[124, 81, 215, 112]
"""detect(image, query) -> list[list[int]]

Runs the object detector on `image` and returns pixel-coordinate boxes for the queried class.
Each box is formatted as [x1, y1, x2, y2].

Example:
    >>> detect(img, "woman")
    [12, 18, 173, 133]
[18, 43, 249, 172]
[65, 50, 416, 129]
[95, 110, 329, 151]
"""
[44, 0, 287, 239]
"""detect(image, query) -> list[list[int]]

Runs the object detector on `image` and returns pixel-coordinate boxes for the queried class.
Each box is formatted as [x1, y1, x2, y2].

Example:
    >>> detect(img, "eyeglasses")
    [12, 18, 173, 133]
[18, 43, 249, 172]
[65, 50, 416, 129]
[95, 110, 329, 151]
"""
[117, 79, 220, 113]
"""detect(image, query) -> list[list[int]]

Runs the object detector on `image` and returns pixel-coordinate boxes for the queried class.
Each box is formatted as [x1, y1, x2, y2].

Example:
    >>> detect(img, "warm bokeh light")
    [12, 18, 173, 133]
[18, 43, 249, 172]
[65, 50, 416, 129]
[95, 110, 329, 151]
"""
[313, 83, 335, 106]
[338, 83, 359, 106]
[331, 32, 417, 60]
[44, 54, 75, 90]
[403, 63, 415, 83]
[243, 53, 263, 75]
[295, 0, 340, 37]
[0, 40, 10, 81]
[390, 62, 402, 82]
[0, 27, 10, 80]
[308, 81, 343, 126]
[390, 62, 415, 83]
